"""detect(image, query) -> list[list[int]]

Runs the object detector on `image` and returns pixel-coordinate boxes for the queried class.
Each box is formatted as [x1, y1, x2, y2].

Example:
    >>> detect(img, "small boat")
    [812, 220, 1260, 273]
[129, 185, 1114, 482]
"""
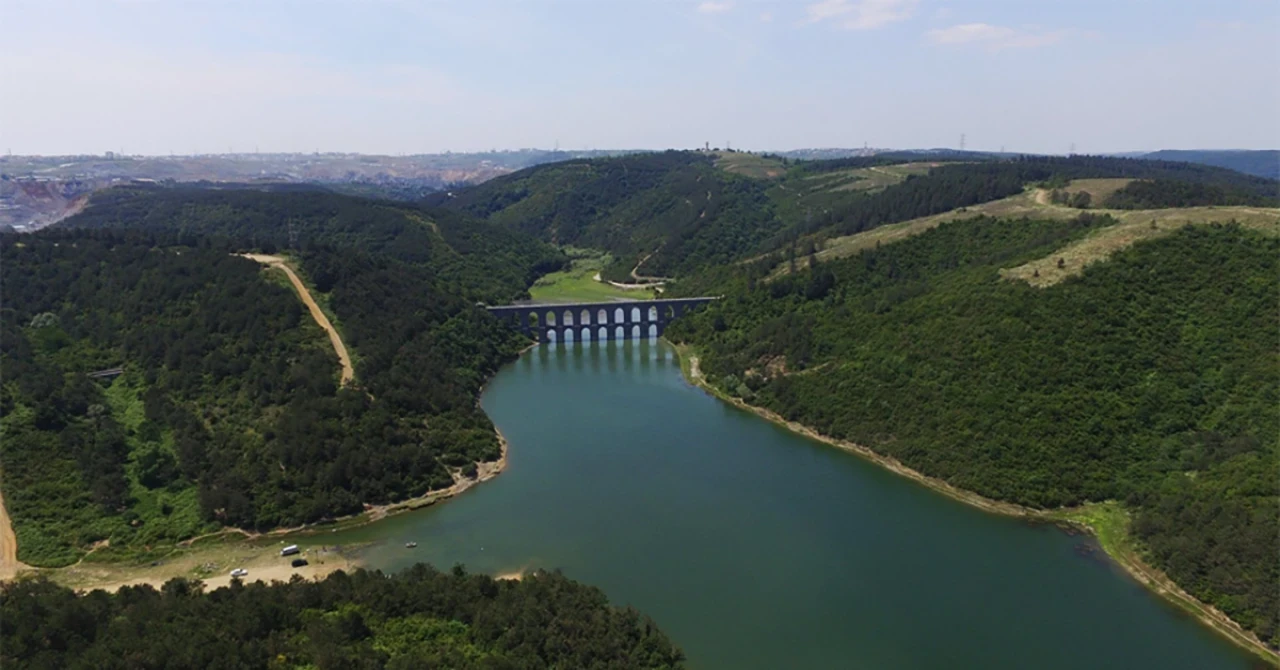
[405, 542, 418, 548]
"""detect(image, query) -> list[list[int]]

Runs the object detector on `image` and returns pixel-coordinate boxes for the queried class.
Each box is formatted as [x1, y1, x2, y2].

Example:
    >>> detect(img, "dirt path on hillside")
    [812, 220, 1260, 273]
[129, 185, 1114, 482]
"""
[630, 252, 672, 284]
[242, 254, 354, 386]
[0, 486, 29, 580]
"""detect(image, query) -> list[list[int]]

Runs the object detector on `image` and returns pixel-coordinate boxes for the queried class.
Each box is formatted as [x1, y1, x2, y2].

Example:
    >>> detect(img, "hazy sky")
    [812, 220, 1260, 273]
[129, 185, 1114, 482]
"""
[3, 0, 1277, 155]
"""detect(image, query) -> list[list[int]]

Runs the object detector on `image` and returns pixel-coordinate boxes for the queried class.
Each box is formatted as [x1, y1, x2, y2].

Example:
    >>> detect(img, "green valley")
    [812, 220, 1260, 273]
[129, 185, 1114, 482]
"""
[3, 149, 1278, 665]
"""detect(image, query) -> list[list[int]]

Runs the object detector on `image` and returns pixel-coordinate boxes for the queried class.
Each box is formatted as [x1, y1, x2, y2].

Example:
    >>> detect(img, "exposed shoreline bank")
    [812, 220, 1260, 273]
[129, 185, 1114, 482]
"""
[669, 341, 1277, 664]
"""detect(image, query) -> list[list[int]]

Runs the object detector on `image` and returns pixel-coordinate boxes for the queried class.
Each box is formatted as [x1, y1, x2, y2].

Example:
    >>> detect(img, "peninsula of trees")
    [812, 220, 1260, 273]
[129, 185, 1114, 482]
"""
[2, 566, 686, 668]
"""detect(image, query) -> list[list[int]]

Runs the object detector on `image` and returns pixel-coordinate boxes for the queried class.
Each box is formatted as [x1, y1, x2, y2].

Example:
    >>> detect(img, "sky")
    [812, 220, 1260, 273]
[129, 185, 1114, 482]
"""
[3, 0, 1278, 155]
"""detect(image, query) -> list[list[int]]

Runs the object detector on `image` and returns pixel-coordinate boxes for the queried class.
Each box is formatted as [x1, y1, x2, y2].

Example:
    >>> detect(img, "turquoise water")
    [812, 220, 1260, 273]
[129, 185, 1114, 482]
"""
[321, 340, 1260, 669]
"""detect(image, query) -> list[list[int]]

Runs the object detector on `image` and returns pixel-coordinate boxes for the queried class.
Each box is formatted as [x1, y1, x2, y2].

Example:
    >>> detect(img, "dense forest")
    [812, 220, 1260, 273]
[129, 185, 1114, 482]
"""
[0, 231, 531, 566]
[1, 566, 685, 669]
[2, 183, 570, 567]
[667, 220, 1279, 647]
[433, 151, 1276, 281]
[428, 151, 782, 280]
[1103, 178, 1279, 209]
[70, 185, 566, 303]
[1141, 149, 1280, 180]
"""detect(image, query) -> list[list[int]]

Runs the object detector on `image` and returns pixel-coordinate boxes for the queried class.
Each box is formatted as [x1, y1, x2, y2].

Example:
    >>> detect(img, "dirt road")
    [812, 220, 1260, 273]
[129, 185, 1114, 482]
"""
[0, 485, 28, 580]
[242, 254, 354, 386]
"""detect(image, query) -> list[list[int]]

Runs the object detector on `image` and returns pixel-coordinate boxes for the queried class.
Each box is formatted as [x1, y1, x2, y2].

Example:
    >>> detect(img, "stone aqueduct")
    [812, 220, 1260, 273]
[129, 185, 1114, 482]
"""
[485, 297, 718, 343]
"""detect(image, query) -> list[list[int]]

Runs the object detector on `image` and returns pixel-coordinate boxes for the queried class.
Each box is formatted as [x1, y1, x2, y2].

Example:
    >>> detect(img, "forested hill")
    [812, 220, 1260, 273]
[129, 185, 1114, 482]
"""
[68, 185, 566, 303]
[666, 218, 1279, 648]
[3, 186, 569, 567]
[1, 567, 686, 668]
[1, 231, 531, 567]
[1141, 150, 1280, 180]
[428, 150, 781, 280]
[432, 150, 1277, 281]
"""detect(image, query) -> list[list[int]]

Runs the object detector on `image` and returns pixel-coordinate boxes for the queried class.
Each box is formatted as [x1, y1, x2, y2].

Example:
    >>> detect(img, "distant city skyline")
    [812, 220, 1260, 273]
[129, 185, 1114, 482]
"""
[3, 0, 1277, 156]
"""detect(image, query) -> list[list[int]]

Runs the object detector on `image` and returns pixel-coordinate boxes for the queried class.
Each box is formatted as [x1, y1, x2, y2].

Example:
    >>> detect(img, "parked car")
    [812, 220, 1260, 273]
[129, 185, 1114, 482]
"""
[230, 568, 248, 577]
[280, 545, 300, 557]
[291, 558, 309, 568]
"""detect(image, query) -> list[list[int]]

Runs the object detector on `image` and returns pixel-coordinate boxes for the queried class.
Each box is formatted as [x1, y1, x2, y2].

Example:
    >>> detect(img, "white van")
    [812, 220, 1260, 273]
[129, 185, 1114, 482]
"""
[280, 545, 300, 557]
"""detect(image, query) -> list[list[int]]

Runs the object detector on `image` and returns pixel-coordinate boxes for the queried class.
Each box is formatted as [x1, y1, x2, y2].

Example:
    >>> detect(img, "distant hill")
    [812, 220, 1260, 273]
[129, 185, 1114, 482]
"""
[70, 185, 565, 302]
[0, 149, 645, 230]
[429, 151, 786, 280]
[1140, 150, 1279, 179]
[437, 150, 1278, 281]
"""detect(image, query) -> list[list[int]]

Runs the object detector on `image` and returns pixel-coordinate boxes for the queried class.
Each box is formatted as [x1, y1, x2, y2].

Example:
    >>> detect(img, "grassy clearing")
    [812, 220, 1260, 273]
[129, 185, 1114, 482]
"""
[1001, 212, 1280, 286]
[99, 376, 217, 561]
[830, 162, 937, 192]
[529, 250, 657, 303]
[1053, 177, 1135, 204]
[714, 152, 786, 179]
[1049, 502, 1277, 664]
[1049, 501, 1132, 556]
[777, 183, 1280, 278]
[797, 162, 940, 194]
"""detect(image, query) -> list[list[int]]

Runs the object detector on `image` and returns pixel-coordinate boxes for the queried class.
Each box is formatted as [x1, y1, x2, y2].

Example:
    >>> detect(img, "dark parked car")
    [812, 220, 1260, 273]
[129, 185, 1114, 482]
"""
[291, 558, 308, 568]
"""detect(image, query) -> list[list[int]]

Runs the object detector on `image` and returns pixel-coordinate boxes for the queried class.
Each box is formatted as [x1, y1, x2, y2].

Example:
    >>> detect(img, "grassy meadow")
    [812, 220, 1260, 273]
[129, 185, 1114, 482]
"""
[529, 249, 659, 303]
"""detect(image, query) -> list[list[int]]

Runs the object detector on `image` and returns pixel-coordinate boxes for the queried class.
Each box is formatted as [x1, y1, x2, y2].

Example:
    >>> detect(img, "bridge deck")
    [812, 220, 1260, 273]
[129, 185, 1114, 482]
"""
[485, 296, 719, 342]
[485, 296, 719, 312]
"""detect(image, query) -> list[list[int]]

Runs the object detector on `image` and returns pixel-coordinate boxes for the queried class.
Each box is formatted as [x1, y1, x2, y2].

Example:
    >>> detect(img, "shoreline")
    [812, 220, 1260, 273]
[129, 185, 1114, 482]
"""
[5, 337, 534, 592]
[670, 341, 1278, 664]
[8, 429, 512, 593]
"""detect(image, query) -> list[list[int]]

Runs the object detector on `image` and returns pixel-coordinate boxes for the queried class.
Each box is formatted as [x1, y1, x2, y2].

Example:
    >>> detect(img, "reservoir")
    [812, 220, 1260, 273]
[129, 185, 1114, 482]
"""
[328, 340, 1258, 669]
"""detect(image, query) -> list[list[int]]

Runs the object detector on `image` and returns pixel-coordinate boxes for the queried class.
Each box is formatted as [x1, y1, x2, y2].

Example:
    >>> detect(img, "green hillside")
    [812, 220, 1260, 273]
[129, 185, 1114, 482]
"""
[1142, 149, 1280, 180]
[434, 151, 1276, 283]
[2, 187, 567, 567]
[72, 185, 567, 303]
[667, 218, 1279, 648]
[768, 179, 1280, 277]
[429, 151, 782, 280]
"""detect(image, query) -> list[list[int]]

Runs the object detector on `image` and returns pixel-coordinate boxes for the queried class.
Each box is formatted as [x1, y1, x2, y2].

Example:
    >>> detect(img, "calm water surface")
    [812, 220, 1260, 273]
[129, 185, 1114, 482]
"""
[322, 341, 1258, 669]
